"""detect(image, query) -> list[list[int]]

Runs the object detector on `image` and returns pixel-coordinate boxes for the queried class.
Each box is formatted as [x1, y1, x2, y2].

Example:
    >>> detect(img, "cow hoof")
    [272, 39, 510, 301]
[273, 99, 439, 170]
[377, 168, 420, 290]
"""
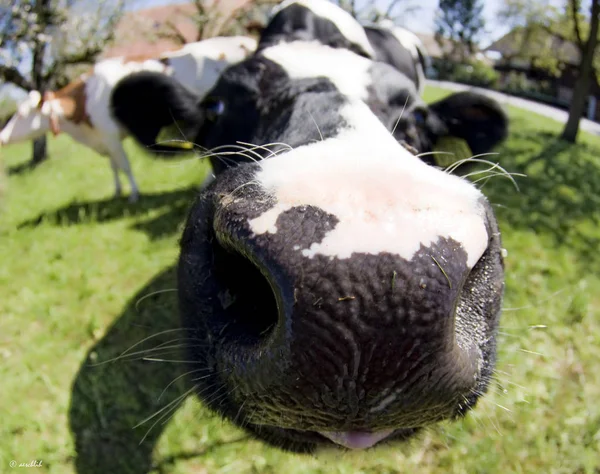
[128, 193, 140, 203]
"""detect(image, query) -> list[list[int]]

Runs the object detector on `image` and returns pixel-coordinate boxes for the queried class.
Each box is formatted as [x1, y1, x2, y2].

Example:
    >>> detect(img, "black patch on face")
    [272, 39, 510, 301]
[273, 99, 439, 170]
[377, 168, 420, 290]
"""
[194, 56, 351, 174]
[178, 161, 504, 453]
[258, 3, 373, 59]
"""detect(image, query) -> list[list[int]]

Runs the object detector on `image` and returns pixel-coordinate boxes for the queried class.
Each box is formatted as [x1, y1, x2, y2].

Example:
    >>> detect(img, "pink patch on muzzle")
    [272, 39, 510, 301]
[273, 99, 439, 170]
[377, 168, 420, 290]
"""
[318, 429, 394, 450]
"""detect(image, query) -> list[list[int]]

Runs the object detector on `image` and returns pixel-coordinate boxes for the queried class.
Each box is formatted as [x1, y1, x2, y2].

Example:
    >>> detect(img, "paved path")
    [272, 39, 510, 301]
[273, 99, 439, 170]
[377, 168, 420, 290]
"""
[428, 80, 600, 136]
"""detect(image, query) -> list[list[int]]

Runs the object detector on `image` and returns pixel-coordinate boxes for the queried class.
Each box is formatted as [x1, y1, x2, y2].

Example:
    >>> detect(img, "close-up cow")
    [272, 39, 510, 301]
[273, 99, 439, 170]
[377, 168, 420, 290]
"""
[110, 0, 508, 453]
[0, 36, 256, 202]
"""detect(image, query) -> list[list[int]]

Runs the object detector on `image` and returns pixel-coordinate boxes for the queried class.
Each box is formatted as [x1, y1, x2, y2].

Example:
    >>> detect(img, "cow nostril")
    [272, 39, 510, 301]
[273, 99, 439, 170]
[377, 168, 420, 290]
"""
[212, 242, 280, 345]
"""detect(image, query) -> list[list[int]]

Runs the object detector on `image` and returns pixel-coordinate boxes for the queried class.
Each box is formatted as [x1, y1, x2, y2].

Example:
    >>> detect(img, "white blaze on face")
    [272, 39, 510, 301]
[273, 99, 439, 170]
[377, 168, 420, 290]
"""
[262, 42, 372, 100]
[270, 0, 376, 58]
[0, 91, 51, 144]
[248, 101, 489, 269]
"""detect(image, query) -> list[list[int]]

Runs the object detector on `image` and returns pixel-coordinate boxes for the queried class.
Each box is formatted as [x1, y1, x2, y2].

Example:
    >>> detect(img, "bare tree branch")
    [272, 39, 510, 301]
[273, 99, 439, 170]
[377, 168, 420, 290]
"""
[385, 0, 408, 18]
[156, 18, 189, 46]
[0, 64, 34, 90]
[570, 0, 584, 50]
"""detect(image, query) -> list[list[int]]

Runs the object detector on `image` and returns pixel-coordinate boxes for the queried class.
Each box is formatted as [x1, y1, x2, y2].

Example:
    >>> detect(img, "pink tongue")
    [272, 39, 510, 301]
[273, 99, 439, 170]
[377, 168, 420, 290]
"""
[318, 430, 393, 449]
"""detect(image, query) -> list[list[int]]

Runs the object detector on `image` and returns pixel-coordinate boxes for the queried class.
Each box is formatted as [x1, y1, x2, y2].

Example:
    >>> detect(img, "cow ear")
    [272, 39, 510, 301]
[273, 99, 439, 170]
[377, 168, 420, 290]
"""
[111, 72, 206, 154]
[427, 91, 509, 156]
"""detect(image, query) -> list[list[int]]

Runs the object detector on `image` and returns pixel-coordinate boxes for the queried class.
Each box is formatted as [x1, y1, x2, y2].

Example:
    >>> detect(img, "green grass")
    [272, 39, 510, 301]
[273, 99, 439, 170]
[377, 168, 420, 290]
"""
[1, 86, 599, 474]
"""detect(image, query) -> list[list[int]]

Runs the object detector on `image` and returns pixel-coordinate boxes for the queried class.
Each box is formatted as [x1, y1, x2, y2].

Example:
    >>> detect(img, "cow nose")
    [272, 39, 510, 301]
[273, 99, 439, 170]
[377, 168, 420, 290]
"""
[178, 164, 501, 432]
[213, 201, 482, 380]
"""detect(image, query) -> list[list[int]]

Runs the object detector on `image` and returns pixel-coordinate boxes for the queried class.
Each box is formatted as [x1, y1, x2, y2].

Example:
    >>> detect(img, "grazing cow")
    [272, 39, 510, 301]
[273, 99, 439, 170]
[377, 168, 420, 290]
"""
[112, 0, 507, 453]
[0, 36, 256, 202]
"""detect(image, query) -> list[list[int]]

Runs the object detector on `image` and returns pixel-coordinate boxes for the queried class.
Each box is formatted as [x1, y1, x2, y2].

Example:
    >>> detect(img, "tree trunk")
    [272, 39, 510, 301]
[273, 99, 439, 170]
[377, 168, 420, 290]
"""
[561, 0, 600, 142]
[28, 0, 52, 165]
[31, 136, 48, 166]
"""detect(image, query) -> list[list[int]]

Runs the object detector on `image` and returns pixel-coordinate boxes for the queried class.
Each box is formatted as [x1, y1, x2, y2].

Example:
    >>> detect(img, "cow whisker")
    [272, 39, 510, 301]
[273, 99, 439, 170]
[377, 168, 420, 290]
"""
[444, 154, 500, 173]
[416, 150, 455, 159]
[462, 396, 490, 432]
[233, 399, 249, 427]
[473, 171, 525, 191]
[209, 143, 265, 162]
[240, 141, 294, 151]
[135, 288, 178, 311]
[136, 384, 199, 445]
[491, 371, 528, 391]
[87, 328, 196, 366]
[200, 149, 259, 165]
[391, 94, 411, 136]
[463, 166, 525, 182]
[158, 368, 211, 402]
[135, 383, 198, 430]
[502, 287, 570, 312]
[141, 357, 206, 364]
[222, 179, 262, 203]
[444, 156, 523, 191]
[109, 343, 193, 361]
[203, 383, 239, 411]
[307, 110, 324, 141]
[236, 140, 294, 158]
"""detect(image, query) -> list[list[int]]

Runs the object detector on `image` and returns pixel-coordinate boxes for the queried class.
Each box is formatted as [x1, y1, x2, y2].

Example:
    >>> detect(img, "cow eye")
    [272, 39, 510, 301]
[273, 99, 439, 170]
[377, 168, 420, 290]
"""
[413, 109, 427, 125]
[204, 97, 225, 121]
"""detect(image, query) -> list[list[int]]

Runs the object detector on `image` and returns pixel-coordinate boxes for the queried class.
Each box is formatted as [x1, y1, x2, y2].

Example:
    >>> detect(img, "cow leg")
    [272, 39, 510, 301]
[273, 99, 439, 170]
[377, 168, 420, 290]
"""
[109, 159, 123, 198]
[107, 141, 139, 203]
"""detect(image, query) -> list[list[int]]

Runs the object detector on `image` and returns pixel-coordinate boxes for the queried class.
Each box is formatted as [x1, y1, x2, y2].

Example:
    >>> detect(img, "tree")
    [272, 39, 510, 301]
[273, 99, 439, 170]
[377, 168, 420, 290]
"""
[334, 0, 420, 24]
[155, 0, 280, 45]
[434, 0, 485, 68]
[155, 0, 422, 45]
[561, 0, 599, 142]
[498, 0, 600, 143]
[0, 0, 126, 165]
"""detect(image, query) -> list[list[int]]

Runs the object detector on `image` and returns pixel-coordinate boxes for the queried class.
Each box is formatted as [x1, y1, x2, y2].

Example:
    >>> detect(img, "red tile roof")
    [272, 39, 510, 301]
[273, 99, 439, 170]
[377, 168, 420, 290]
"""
[102, 1, 255, 59]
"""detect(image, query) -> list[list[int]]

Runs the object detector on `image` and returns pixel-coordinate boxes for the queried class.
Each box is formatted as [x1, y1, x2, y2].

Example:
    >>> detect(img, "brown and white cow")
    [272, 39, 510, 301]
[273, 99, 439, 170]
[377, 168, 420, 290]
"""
[0, 36, 257, 202]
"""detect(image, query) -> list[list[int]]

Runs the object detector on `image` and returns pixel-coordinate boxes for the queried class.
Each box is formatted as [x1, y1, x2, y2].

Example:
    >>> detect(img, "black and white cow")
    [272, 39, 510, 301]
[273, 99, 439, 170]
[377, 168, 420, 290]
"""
[111, 0, 507, 454]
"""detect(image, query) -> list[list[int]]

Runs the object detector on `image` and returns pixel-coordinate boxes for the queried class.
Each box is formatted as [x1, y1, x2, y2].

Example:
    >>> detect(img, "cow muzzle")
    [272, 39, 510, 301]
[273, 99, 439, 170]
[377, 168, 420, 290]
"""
[178, 160, 505, 451]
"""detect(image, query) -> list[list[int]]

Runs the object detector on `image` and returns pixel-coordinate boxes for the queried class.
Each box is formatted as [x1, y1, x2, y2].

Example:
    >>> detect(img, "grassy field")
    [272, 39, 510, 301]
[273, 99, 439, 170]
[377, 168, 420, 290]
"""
[1, 86, 599, 474]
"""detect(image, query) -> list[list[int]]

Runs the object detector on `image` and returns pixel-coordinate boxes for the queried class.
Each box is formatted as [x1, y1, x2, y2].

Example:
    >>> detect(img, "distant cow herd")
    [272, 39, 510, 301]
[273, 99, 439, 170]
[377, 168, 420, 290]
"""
[1, 0, 508, 454]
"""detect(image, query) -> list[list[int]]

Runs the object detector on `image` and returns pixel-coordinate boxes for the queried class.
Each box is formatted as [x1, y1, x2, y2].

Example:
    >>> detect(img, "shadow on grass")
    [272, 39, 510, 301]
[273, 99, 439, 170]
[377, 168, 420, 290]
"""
[18, 186, 200, 240]
[6, 160, 37, 176]
[69, 266, 246, 474]
[484, 126, 600, 270]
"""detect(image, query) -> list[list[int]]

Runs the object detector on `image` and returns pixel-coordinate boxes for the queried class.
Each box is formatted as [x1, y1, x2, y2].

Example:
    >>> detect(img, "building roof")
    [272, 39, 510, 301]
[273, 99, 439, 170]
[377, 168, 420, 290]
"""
[101, 0, 255, 59]
[102, 2, 476, 63]
[415, 33, 443, 58]
[415, 32, 479, 61]
[486, 28, 580, 66]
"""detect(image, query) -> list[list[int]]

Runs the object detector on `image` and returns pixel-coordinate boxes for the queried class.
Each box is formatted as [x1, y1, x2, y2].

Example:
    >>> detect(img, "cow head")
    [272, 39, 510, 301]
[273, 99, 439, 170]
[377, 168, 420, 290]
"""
[175, 77, 505, 453]
[111, 0, 507, 454]
[0, 90, 59, 146]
